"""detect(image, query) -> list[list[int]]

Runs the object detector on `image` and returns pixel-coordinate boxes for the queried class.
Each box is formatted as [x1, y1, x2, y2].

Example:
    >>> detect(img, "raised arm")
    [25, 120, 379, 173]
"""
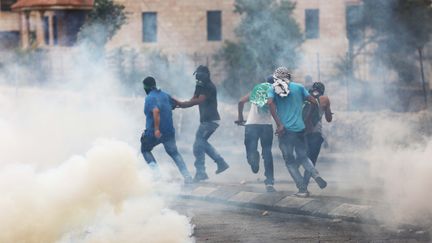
[306, 95, 318, 104]
[152, 107, 161, 138]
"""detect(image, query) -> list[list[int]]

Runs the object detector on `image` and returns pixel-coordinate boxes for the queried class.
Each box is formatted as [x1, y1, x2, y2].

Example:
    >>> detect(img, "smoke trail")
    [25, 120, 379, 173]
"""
[0, 26, 195, 242]
[0, 140, 193, 243]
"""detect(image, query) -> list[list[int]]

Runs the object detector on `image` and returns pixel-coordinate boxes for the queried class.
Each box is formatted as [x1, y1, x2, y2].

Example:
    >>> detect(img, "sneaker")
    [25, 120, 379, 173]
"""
[265, 185, 276, 193]
[215, 161, 229, 174]
[294, 191, 310, 198]
[315, 176, 327, 189]
[193, 172, 209, 182]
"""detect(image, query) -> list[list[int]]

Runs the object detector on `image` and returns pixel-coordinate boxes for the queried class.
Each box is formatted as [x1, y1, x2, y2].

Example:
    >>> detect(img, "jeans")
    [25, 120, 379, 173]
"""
[141, 133, 191, 179]
[304, 132, 324, 188]
[193, 121, 226, 174]
[278, 130, 319, 192]
[245, 124, 274, 185]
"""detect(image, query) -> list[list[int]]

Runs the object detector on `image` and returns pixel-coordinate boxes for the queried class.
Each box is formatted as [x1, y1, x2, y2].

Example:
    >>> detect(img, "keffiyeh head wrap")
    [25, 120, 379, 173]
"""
[272, 67, 291, 97]
[250, 83, 272, 108]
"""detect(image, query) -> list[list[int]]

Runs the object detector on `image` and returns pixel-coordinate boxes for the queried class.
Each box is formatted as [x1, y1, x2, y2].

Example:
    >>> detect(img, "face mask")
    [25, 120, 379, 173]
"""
[195, 71, 209, 81]
[311, 90, 322, 98]
[143, 83, 155, 95]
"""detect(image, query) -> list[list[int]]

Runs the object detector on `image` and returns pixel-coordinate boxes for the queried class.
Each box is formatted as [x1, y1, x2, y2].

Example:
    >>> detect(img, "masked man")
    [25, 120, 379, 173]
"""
[267, 67, 327, 197]
[175, 65, 229, 182]
[140, 76, 193, 184]
[303, 82, 333, 193]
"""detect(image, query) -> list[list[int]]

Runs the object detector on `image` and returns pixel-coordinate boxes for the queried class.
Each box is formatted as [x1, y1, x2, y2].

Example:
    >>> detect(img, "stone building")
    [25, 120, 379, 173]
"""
[1, 0, 365, 78]
[107, 0, 364, 82]
[1, 0, 430, 96]
[0, 0, 92, 49]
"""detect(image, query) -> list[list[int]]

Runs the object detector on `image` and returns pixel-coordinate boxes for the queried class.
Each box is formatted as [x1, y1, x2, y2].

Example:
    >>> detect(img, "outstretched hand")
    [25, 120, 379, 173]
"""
[170, 97, 180, 110]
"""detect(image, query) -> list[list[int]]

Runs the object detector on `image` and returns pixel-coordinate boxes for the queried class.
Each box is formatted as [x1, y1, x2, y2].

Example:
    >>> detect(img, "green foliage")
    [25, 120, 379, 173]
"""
[361, 0, 432, 82]
[215, 0, 303, 98]
[78, 0, 127, 48]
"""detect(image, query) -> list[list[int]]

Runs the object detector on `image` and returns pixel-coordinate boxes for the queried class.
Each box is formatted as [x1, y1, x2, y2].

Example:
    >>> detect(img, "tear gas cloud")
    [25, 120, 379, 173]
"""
[0, 0, 432, 239]
[0, 42, 195, 242]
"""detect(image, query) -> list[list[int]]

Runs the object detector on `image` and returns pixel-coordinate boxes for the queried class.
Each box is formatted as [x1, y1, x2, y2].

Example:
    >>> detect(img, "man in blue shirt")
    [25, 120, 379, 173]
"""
[141, 76, 193, 184]
[268, 67, 327, 197]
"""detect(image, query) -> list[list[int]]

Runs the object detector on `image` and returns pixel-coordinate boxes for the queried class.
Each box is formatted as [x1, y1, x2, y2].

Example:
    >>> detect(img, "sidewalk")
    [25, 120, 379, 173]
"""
[178, 181, 432, 236]
[180, 182, 380, 224]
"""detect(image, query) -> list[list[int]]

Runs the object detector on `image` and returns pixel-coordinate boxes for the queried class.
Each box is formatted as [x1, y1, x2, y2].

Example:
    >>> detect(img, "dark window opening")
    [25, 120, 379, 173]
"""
[60, 11, 86, 46]
[305, 9, 319, 39]
[43, 16, 50, 45]
[142, 12, 157, 43]
[207, 11, 222, 41]
[0, 0, 16, 11]
[0, 31, 19, 49]
[53, 15, 58, 45]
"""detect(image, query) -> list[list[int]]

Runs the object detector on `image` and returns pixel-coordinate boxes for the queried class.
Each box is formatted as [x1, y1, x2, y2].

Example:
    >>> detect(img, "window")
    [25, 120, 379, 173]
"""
[346, 5, 362, 43]
[0, 31, 19, 49]
[207, 11, 222, 41]
[43, 16, 50, 45]
[305, 9, 319, 39]
[43, 16, 58, 45]
[142, 12, 157, 43]
[53, 15, 58, 45]
[0, 0, 16, 11]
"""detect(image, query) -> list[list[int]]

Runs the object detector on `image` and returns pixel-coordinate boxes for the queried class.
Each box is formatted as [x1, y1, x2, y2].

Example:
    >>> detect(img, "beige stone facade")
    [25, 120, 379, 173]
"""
[1, 0, 430, 91]
[106, 0, 365, 82]
[0, 11, 19, 31]
[0, 0, 369, 77]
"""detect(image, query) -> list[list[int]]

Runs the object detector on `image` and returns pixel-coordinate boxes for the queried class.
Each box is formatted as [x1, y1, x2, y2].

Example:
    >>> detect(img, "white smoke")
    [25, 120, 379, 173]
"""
[365, 115, 432, 225]
[0, 140, 193, 243]
[0, 44, 194, 242]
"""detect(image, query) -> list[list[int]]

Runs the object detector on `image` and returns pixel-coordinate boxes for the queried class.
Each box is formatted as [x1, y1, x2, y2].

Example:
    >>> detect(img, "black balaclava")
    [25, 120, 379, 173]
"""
[310, 82, 325, 98]
[143, 76, 157, 95]
[194, 65, 210, 82]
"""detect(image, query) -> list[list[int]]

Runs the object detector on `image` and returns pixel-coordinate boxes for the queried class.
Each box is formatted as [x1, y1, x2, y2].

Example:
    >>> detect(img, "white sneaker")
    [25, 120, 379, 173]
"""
[294, 191, 310, 198]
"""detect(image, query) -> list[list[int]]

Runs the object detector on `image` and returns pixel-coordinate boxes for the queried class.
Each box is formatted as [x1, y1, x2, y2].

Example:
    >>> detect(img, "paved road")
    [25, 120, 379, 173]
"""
[172, 198, 430, 243]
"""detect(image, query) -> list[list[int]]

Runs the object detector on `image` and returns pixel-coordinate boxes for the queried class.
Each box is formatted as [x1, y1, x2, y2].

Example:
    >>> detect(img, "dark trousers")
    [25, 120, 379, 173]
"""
[193, 121, 226, 174]
[141, 133, 191, 179]
[304, 132, 324, 188]
[278, 130, 319, 192]
[244, 124, 274, 185]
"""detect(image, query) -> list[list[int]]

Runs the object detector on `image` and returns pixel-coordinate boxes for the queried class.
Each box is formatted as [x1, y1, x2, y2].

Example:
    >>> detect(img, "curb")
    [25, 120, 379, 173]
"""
[179, 185, 379, 224]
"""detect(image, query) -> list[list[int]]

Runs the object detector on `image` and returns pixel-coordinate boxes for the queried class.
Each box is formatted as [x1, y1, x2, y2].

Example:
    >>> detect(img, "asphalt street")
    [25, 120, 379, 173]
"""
[172, 198, 430, 243]
[172, 199, 430, 243]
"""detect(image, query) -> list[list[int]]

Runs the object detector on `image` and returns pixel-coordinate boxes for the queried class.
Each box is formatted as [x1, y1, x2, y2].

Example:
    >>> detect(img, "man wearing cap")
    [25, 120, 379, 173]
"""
[141, 76, 193, 184]
[236, 76, 276, 192]
[267, 67, 328, 197]
[175, 65, 229, 182]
